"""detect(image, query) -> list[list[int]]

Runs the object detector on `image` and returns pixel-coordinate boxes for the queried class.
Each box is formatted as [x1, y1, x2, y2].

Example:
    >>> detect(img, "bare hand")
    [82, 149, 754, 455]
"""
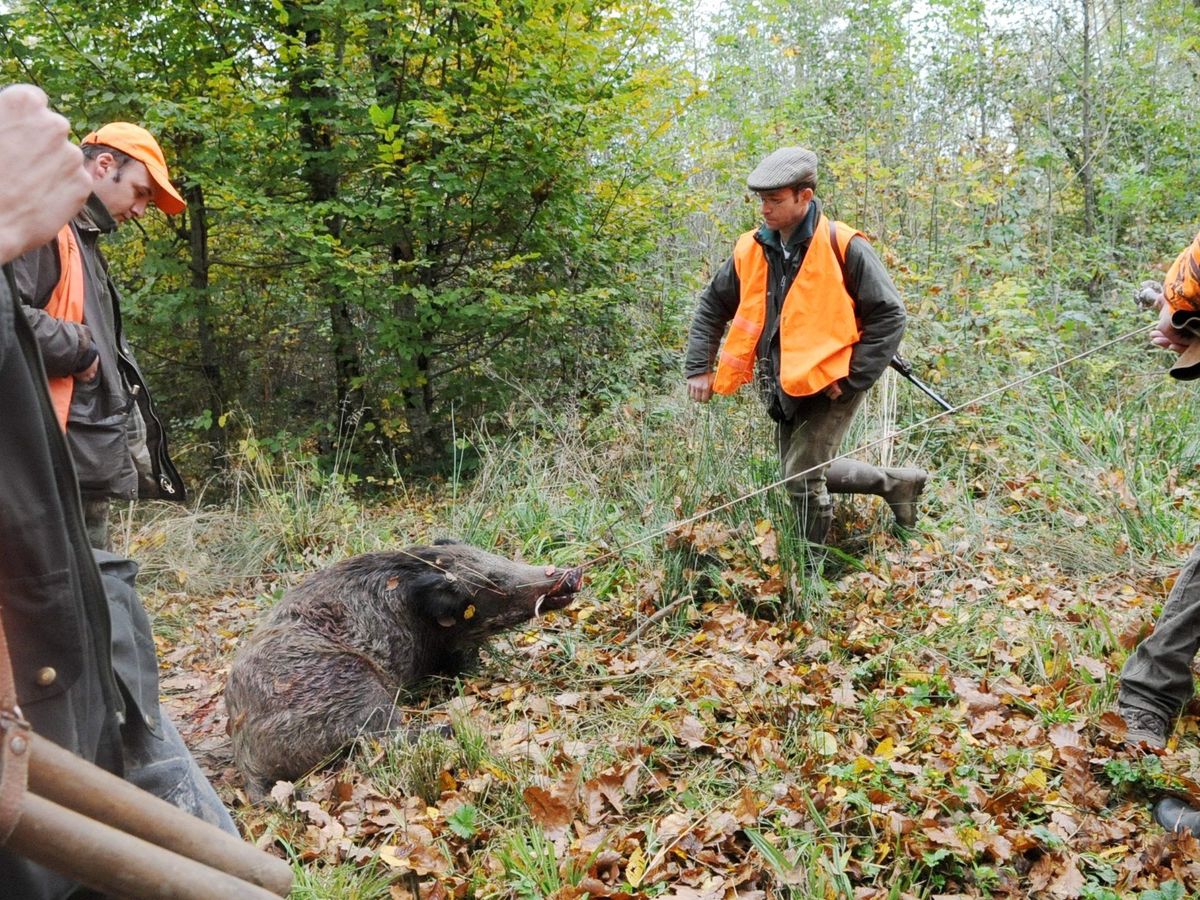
[0, 85, 92, 265]
[822, 380, 844, 400]
[1151, 302, 1194, 354]
[74, 357, 99, 383]
[687, 372, 715, 403]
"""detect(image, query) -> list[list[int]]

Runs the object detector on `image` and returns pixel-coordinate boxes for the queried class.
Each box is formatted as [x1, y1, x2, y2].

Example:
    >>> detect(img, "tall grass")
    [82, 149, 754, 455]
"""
[125, 434, 435, 597]
[125, 297, 1200, 897]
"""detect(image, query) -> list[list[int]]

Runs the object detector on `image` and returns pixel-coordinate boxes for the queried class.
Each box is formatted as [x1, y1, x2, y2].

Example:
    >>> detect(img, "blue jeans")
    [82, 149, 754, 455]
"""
[122, 706, 238, 836]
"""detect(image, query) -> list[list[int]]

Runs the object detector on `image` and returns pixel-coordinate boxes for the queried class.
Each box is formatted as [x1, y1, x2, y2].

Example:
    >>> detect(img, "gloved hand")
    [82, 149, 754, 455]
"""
[1134, 280, 1164, 311]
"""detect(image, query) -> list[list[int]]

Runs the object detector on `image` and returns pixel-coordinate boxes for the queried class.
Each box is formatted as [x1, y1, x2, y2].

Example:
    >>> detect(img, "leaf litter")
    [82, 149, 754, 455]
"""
[148, 516, 1200, 898]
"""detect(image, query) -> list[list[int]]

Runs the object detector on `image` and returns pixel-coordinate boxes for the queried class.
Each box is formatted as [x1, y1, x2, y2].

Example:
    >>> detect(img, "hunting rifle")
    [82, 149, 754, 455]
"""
[889, 354, 953, 412]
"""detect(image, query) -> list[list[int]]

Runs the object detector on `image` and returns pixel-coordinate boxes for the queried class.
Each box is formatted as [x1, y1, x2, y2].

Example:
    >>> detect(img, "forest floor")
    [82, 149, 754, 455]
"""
[129, 340, 1200, 898]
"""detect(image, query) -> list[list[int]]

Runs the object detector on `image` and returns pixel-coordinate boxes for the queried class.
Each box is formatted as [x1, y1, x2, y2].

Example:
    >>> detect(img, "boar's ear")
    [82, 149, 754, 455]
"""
[432, 536, 462, 546]
[411, 570, 470, 628]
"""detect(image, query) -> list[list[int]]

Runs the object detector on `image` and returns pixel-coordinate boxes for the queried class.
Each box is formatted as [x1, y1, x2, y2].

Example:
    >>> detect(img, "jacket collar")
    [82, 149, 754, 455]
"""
[756, 197, 821, 254]
[75, 193, 118, 236]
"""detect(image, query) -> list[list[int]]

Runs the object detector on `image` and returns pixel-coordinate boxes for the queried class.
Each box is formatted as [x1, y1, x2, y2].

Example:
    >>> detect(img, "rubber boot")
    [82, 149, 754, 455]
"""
[1154, 796, 1200, 836]
[825, 460, 929, 529]
[793, 498, 834, 545]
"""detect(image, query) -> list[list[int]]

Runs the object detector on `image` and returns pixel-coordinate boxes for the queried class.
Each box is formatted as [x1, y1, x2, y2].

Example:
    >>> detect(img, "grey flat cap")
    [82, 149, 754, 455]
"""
[747, 146, 818, 191]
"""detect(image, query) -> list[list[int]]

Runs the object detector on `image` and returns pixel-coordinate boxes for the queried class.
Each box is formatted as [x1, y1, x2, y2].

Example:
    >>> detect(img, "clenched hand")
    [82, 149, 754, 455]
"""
[0, 85, 92, 265]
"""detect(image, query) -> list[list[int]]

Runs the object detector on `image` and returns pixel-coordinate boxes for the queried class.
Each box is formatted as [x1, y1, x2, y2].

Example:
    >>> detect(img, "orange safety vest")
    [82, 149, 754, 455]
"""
[43, 225, 86, 432]
[1164, 229, 1200, 314]
[712, 214, 862, 398]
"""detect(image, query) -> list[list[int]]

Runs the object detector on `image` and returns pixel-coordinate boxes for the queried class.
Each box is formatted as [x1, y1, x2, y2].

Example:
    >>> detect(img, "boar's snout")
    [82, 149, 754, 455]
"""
[556, 567, 583, 593]
[535, 566, 583, 615]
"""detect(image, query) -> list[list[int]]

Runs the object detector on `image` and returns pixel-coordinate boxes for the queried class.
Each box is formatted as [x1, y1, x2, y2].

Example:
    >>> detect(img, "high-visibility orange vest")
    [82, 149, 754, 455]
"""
[712, 214, 862, 398]
[1164, 229, 1200, 314]
[44, 225, 85, 432]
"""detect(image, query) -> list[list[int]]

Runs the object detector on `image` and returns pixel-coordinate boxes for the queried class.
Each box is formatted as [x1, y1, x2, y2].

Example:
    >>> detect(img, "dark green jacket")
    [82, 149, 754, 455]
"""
[684, 199, 906, 420]
[0, 264, 162, 899]
[12, 194, 185, 501]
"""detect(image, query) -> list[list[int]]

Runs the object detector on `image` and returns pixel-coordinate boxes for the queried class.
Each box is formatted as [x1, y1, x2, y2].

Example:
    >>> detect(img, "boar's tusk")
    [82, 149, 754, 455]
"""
[534, 594, 546, 617]
[438, 615, 456, 628]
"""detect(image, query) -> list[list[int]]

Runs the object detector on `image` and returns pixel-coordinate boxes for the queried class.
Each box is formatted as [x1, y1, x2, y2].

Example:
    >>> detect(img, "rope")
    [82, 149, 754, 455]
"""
[582, 322, 1156, 570]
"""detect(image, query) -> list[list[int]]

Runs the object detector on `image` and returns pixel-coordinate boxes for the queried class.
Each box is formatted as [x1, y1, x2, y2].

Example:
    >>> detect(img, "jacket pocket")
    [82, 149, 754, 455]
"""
[66, 423, 135, 501]
[0, 567, 84, 705]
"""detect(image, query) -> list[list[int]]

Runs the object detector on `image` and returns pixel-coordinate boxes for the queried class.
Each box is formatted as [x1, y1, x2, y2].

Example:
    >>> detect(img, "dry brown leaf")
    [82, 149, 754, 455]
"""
[1049, 723, 1084, 751]
[734, 785, 758, 825]
[673, 714, 714, 749]
[952, 676, 1001, 713]
[523, 785, 572, 838]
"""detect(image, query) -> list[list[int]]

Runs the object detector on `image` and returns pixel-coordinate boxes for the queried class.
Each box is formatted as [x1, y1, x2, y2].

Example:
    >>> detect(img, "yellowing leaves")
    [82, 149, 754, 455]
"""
[812, 731, 838, 755]
[1023, 768, 1049, 791]
[873, 737, 911, 760]
[625, 844, 647, 887]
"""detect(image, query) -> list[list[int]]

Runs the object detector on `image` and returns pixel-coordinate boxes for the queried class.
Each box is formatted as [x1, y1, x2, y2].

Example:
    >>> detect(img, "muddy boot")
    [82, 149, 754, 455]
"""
[882, 467, 928, 528]
[1118, 706, 1169, 749]
[826, 460, 928, 529]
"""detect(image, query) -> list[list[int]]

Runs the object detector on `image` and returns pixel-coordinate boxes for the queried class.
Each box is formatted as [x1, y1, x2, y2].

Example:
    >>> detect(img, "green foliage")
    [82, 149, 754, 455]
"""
[446, 803, 478, 840]
[1, 0, 693, 476]
[492, 826, 576, 897]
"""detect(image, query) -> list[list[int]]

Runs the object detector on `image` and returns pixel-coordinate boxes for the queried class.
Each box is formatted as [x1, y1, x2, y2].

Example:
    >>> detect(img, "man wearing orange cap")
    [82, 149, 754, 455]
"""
[1117, 236, 1200, 753]
[0, 96, 238, 898]
[10, 121, 186, 551]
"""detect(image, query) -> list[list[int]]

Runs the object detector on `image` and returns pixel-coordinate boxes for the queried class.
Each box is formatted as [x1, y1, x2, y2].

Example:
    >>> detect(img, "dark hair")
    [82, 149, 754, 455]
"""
[81, 143, 134, 170]
[791, 181, 816, 194]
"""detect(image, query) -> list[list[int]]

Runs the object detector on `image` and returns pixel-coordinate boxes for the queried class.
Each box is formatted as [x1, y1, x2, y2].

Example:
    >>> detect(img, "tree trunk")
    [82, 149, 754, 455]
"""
[183, 182, 227, 466]
[1079, 0, 1096, 241]
[283, 3, 369, 441]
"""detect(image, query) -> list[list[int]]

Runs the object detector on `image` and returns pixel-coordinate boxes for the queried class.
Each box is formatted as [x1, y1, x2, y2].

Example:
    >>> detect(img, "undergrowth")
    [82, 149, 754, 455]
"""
[128, 290, 1200, 898]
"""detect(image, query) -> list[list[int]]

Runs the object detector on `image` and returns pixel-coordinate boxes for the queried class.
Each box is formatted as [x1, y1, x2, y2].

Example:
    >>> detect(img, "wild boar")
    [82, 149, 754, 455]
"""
[224, 539, 581, 799]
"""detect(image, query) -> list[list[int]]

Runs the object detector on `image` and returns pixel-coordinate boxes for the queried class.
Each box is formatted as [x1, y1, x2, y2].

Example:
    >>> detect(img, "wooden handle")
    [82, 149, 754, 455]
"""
[25, 732, 293, 897]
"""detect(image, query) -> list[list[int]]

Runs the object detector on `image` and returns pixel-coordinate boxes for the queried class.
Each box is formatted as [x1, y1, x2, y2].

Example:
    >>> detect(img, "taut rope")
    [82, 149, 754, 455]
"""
[581, 322, 1156, 570]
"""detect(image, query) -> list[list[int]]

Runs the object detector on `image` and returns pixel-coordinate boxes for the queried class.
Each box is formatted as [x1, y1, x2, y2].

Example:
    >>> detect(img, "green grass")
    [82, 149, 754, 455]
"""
[128, 301, 1200, 897]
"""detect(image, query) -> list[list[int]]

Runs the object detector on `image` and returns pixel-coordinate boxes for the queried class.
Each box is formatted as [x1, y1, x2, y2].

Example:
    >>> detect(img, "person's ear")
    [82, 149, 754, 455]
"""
[91, 152, 115, 178]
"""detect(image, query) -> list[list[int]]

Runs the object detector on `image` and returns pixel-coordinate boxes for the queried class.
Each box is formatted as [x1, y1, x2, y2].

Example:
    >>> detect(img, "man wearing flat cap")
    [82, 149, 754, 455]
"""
[10, 121, 186, 551]
[685, 146, 928, 550]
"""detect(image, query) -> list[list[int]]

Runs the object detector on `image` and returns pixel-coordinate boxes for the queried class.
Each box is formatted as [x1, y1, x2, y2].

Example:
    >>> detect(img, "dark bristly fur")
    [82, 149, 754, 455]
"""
[224, 540, 581, 800]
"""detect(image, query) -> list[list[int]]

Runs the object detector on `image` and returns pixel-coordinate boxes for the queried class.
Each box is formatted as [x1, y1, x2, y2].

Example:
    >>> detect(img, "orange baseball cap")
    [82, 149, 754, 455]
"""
[81, 122, 186, 216]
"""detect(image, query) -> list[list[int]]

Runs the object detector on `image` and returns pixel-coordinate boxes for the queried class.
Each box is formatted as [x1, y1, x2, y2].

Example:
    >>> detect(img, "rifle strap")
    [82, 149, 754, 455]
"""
[829, 218, 848, 281]
[0, 615, 30, 845]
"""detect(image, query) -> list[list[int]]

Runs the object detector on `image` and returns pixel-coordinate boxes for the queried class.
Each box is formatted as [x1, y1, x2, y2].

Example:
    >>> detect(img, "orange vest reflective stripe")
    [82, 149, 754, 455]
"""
[44, 225, 85, 432]
[712, 214, 862, 398]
